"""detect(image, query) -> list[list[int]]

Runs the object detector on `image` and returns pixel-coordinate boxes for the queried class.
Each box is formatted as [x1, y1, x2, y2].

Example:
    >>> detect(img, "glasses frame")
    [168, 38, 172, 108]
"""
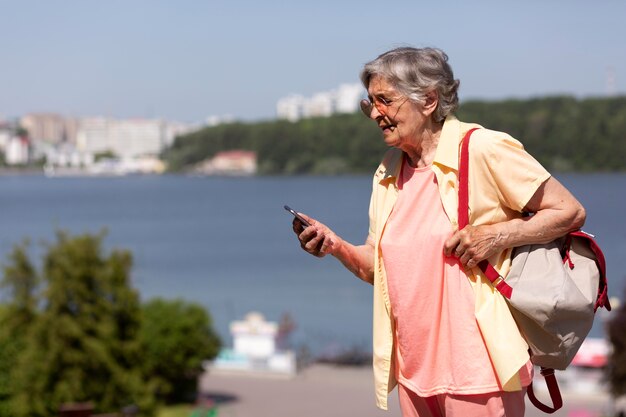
[360, 94, 409, 118]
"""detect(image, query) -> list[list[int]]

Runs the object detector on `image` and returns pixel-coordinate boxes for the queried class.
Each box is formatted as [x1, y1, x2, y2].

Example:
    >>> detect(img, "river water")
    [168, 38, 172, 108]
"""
[0, 173, 623, 354]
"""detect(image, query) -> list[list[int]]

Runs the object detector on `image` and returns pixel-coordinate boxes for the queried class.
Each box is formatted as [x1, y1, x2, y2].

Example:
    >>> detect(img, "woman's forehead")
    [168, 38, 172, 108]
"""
[367, 75, 398, 95]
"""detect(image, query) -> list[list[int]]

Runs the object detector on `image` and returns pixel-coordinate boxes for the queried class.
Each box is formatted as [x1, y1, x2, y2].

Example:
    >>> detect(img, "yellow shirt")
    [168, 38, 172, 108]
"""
[367, 116, 551, 410]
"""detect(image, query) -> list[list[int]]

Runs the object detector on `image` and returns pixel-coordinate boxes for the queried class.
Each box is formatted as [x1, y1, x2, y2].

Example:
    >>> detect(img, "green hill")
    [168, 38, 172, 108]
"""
[162, 95, 626, 174]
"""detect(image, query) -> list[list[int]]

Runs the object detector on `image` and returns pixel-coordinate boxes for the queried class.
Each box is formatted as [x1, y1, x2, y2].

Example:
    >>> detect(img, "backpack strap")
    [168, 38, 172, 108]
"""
[527, 368, 563, 414]
[457, 128, 563, 413]
[569, 231, 611, 312]
[457, 128, 512, 298]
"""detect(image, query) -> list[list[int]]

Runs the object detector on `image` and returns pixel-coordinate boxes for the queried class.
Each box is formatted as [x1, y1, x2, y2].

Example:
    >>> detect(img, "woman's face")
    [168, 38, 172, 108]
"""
[366, 76, 429, 150]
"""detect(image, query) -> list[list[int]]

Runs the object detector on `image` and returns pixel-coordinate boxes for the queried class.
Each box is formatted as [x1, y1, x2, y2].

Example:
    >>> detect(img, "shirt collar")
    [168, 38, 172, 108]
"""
[432, 115, 462, 172]
[375, 148, 403, 185]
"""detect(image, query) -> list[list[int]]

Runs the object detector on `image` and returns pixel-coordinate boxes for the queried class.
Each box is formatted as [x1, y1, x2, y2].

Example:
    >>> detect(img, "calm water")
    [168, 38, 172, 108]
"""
[0, 173, 624, 354]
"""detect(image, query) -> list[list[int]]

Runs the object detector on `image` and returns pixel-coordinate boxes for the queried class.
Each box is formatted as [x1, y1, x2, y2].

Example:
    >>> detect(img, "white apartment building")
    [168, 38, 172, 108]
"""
[5, 136, 30, 165]
[276, 94, 306, 122]
[76, 118, 167, 158]
[110, 119, 166, 158]
[276, 82, 364, 121]
[303, 92, 335, 117]
[76, 117, 109, 155]
[335, 83, 363, 113]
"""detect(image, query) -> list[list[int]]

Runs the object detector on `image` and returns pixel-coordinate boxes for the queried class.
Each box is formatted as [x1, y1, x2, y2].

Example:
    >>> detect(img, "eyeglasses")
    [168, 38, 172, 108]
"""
[360, 95, 409, 118]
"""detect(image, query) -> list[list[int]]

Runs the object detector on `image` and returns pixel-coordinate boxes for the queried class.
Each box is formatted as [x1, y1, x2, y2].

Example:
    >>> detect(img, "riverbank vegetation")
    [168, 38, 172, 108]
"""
[163, 95, 626, 174]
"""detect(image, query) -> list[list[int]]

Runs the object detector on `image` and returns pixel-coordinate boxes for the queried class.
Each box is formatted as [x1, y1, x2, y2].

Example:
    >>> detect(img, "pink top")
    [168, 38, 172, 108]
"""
[380, 158, 532, 397]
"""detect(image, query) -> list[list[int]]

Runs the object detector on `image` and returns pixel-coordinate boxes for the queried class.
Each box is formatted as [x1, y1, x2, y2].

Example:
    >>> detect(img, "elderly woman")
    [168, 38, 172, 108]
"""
[291, 47, 585, 417]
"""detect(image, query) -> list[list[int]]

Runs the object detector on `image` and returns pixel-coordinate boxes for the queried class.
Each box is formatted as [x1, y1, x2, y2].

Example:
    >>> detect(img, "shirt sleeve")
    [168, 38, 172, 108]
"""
[472, 131, 551, 212]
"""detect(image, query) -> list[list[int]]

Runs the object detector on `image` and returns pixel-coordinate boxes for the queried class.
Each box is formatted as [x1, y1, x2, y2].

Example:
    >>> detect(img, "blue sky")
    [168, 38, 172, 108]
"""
[1, 0, 624, 123]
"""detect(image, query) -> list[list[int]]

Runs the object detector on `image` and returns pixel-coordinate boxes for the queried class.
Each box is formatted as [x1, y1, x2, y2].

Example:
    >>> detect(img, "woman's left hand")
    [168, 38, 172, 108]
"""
[443, 224, 507, 268]
[443, 177, 587, 269]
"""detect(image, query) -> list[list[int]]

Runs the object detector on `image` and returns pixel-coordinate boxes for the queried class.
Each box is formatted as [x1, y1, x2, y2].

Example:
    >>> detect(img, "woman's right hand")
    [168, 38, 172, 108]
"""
[292, 213, 340, 258]
[292, 212, 375, 284]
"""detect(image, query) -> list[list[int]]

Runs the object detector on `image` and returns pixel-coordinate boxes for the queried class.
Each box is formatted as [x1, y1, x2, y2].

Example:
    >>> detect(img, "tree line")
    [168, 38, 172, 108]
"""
[162, 95, 626, 174]
[0, 232, 221, 417]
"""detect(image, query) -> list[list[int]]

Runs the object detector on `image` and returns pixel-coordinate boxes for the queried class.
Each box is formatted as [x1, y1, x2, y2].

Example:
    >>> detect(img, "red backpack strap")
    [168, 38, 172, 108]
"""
[526, 368, 563, 414]
[457, 128, 513, 298]
[457, 128, 477, 230]
[569, 230, 611, 312]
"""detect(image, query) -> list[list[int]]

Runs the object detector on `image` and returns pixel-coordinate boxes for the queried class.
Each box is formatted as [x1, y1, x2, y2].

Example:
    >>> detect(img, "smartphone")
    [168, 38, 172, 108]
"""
[284, 205, 311, 227]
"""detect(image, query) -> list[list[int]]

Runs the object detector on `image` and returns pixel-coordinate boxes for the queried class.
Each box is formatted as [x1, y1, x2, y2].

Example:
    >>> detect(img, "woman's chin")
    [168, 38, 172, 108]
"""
[383, 134, 401, 148]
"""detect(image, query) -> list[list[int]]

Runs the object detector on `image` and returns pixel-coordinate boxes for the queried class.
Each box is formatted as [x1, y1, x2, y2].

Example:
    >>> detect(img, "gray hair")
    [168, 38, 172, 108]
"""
[360, 47, 460, 123]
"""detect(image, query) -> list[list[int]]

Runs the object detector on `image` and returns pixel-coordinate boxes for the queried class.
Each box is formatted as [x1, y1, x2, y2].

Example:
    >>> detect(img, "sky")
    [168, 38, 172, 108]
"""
[1, 0, 625, 123]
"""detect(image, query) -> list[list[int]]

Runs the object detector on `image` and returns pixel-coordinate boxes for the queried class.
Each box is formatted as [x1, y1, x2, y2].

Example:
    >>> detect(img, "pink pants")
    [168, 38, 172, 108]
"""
[397, 383, 527, 417]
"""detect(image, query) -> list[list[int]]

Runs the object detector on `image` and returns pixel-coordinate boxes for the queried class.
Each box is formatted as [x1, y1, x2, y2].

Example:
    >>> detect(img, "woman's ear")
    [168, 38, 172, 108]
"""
[422, 90, 439, 116]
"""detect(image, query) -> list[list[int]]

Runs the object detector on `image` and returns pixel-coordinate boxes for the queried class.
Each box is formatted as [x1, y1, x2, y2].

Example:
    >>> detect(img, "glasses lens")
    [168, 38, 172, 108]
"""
[360, 99, 373, 117]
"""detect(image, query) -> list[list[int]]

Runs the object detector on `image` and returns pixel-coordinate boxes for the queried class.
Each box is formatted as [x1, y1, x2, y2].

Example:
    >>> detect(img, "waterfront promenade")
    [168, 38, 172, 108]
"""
[199, 364, 611, 417]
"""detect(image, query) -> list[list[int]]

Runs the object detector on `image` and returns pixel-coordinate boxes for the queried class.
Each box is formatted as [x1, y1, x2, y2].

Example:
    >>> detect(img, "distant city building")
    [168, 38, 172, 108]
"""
[22, 114, 199, 175]
[276, 95, 306, 122]
[0, 110, 203, 174]
[5, 135, 30, 165]
[20, 113, 78, 144]
[335, 83, 363, 113]
[76, 118, 168, 159]
[304, 92, 335, 117]
[276, 83, 364, 121]
[75, 117, 110, 155]
[0, 125, 11, 152]
[110, 119, 166, 158]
